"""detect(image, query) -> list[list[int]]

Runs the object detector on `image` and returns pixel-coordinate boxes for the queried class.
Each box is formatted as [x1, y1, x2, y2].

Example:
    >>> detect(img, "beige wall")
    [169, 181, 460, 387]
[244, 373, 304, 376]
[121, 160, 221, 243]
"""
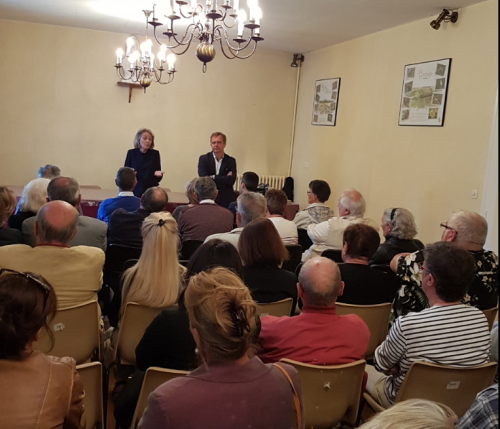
[291, 0, 498, 245]
[0, 19, 296, 192]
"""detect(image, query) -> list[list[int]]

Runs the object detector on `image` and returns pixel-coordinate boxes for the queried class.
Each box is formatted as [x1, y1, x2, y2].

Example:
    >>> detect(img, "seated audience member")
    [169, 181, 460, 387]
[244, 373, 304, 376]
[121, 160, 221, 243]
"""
[0, 187, 23, 246]
[293, 179, 334, 229]
[97, 167, 140, 223]
[139, 268, 304, 429]
[0, 271, 85, 429]
[391, 210, 498, 319]
[367, 242, 491, 408]
[359, 399, 457, 429]
[239, 217, 298, 315]
[178, 177, 233, 243]
[23, 177, 107, 251]
[228, 171, 259, 225]
[265, 189, 298, 245]
[120, 212, 184, 315]
[107, 186, 168, 248]
[0, 201, 105, 309]
[258, 257, 370, 364]
[37, 164, 61, 179]
[369, 207, 424, 266]
[205, 191, 266, 248]
[458, 384, 498, 429]
[114, 239, 243, 429]
[337, 224, 400, 305]
[8, 178, 50, 231]
[172, 177, 198, 222]
[305, 188, 378, 260]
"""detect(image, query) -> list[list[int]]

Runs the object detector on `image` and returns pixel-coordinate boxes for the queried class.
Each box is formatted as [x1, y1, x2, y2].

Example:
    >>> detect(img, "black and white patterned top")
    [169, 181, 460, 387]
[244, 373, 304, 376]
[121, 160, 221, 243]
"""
[375, 304, 491, 404]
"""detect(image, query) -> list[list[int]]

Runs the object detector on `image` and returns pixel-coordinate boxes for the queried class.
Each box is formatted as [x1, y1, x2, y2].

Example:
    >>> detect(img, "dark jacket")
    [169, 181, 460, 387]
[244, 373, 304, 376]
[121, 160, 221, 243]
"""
[125, 148, 162, 197]
[197, 152, 237, 208]
[369, 235, 424, 266]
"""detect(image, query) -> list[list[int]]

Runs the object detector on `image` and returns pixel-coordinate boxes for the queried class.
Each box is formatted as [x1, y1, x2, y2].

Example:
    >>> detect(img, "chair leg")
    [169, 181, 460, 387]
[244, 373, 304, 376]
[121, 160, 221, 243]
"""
[104, 360, 119, 429]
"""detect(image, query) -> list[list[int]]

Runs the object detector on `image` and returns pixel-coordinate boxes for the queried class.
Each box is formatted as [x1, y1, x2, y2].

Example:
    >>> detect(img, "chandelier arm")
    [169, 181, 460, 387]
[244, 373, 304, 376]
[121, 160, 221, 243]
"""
[168, 34, 197, 55]
[177, 5, 193, 19]
[169, 23, 199, 47]
[219, 35, 258, 59]
[215, 26, 255, 54]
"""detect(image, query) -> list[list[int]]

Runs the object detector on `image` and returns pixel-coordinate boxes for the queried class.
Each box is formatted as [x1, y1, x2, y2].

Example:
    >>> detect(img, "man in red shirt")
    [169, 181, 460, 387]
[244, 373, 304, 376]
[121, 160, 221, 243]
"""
[258, 257, 370, 364]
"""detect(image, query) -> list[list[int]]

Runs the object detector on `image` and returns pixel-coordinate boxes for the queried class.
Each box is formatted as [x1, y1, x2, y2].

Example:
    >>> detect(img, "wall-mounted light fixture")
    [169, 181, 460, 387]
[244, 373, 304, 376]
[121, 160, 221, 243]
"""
[291, 54, 305, 67]
[430, 9, 459, 30]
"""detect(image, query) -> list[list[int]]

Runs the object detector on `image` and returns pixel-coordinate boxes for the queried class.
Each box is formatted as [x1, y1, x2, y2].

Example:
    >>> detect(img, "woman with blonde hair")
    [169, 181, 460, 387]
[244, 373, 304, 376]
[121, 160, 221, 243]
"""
[0, 186, 23, 245]
[138, 267, 304, 429]
[121, 212, 184, 313]
[8, 178, 50, 231]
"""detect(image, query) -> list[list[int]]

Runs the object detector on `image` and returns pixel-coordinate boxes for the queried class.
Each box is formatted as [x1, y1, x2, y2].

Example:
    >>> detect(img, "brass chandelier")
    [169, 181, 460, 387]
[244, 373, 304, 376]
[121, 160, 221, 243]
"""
[114, 0, 264, 91]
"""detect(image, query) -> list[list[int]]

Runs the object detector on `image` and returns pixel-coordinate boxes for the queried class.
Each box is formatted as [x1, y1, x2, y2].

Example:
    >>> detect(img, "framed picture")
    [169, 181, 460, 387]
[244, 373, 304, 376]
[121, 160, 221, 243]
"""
[398, 58, 451, 126]
[311, 78, 340, 126]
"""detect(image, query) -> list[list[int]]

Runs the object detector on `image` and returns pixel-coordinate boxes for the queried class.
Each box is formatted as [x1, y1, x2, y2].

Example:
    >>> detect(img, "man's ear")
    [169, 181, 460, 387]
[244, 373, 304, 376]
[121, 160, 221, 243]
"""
[214, 190, 219, 199]
[69, 226, 78, 242]
[46, 197, 50, 203]
[297, 282, 303, 299]
[34, 220, 39, 237]
[265, 207, 270, 217]
[76, 194, 82, 208]
[337, 281, 345, 297]
[115, 179, 119, 188]
[236, 212, 242, 228]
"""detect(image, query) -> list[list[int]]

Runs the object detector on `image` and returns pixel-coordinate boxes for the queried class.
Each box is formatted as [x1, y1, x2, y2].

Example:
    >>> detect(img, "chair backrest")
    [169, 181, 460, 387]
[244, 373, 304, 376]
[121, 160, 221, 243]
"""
[282, 244, 303, 273]
[280, 358, 366, 428]
[114, 303, 165, 365]
[396, 361, 498, 418]
[256, 298, 294, 317]
[80, 185, 102, 189]
[34, 301, 100, 365]
[77, 362, 104, 429]
[131, 366, 189, 428]
[297, 229, 313, 251]
[105, 245, 142, 273]
[180, 240, 203, 260]
[321, 249, 343, 263]
[482, 306, 498, 331]
[335, 302, 392, 359]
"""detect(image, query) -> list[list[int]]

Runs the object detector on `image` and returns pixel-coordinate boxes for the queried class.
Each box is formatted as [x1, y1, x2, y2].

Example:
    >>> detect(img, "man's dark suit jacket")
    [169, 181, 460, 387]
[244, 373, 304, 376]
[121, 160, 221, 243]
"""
[107, 208, 151, 248]
[198, 152, 237, 208]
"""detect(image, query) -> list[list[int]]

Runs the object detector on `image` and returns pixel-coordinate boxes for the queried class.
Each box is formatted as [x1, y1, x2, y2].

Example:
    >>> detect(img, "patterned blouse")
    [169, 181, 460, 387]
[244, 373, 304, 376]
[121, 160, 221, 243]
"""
[392, 249, 499, 321]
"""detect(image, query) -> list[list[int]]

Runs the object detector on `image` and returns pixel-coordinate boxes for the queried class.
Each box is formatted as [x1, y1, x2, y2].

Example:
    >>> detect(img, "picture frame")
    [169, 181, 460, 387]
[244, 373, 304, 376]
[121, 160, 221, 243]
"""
[311, 78, 341, 126]
[398, 58, 451, 127]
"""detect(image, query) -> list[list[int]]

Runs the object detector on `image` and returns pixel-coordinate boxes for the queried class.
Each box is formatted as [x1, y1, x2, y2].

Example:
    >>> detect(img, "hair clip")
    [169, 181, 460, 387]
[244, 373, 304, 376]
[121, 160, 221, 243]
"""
[230, 305, 251, 337]
[158, 219, 165, 227]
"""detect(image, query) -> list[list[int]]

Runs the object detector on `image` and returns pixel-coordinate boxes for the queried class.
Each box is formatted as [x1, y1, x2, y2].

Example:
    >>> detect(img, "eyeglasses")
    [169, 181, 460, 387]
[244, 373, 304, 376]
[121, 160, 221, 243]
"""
[440, 223, 458, 235]
[417, 262, 431, 274]
[0, 268, 50, 296]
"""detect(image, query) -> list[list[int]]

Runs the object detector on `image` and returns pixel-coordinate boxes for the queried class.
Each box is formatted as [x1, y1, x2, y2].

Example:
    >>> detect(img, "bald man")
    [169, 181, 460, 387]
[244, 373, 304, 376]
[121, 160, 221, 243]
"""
[257, 257, 370, 364]
[0, 201, 105, 309]
[304, 188, 379, 260]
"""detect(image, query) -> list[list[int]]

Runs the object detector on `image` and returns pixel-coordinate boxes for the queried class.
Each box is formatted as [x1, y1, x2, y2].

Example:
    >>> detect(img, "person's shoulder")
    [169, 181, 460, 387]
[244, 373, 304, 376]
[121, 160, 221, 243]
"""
[46, 354, 77, 371]
[79, 216, 107, 230]
[69, 245, 105, 260]
[0, 243, 31, 253]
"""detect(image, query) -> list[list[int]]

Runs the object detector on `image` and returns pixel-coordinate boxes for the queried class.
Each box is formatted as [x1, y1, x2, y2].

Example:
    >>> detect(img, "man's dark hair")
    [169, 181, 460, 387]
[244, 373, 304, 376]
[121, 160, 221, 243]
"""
[241, 172, 259, 192]
[265, 189, 288, 216]
[309, 180, 331, 203]
[195, 177, 217, 201]
[424, 242, 476, 302]
[141, 187, 168, 213]
[47, 177, 80, 207]
[116, 167, 136, 192]
[343, 224, 380, 260]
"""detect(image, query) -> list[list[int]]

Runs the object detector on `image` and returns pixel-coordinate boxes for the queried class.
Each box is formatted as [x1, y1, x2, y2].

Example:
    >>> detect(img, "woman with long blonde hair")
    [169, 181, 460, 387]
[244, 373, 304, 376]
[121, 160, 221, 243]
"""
[121, 212, 184, 313]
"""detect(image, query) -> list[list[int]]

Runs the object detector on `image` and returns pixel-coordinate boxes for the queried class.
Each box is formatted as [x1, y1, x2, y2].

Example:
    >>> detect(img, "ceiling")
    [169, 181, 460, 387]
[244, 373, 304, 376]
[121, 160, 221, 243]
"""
[0, 0, 488, 53]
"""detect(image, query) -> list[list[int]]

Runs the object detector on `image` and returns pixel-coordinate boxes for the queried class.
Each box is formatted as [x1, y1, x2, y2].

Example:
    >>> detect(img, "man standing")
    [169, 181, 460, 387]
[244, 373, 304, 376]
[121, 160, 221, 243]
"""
[97, 167, 140, 223]
[198, 132, 237, 208]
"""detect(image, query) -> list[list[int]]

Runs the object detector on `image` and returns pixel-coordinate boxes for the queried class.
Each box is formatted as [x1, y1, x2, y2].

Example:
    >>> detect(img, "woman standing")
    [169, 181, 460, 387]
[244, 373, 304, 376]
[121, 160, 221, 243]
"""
[125, 128, 164, 197]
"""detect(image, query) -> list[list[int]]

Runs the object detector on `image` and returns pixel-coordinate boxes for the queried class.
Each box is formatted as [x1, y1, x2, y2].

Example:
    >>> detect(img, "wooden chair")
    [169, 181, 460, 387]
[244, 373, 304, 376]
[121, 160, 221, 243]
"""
[364, 361, 498, 418]
[297, 229, 313, 251]
[335, 302, 392, 360]
[321, 249, 343, 263]
[34, 301, 100, 365]
[482, 306, 498, 330]
[80, 185, 102, 189]
[130, 367, 189, 428]
[77, 362, 104, 429]
[180, 240, 203, 260]
[282, 244, 303, 273]
[280, 358, 366, 429]
[257, 297, 294, 317]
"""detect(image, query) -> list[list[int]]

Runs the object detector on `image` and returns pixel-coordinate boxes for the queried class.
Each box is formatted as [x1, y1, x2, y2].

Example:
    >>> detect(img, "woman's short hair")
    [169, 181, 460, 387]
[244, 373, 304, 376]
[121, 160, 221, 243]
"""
[18, 178, 50, 213]
[185, 177, 198, 205]
[343, 223, 380, 260]
[309, 180, 331, 203]
[265, 189, 288, 216]
[238, 218, 289, 268]
[37, 164, 61, 179]
[185, 267, 257, 362]
[359, 399, 456, 429]
[0, 271, 57, 360]
[383, 207, 418, 239]
[0, 186, 17, 224]
[133, 128, 155, 149]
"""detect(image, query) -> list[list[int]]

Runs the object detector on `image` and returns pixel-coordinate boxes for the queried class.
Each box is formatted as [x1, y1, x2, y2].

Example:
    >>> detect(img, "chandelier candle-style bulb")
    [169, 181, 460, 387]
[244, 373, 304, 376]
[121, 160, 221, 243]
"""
[126, 38, 135, 55]
[191, 0, 197, 8]
[233, 0, 239, 10]
[237, 9, 247, 36]
[167, 53, 176, 71]
[116, 48, 124, 64]
[253, 6, 262, 25]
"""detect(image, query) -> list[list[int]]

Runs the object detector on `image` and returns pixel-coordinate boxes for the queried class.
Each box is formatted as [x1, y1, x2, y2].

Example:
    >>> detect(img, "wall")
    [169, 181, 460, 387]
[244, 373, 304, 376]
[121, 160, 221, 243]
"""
[0, 19, 297, 191]
[291, 0, 498, 246]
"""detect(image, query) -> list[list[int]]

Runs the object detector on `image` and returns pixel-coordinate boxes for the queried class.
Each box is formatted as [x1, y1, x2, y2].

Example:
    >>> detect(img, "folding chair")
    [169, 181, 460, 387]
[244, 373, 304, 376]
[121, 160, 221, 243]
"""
[482, 306, 498, 331]
[282, 244, 303, 273]
[256, 297, 294, 317]
[280, 358, 366, 429]
[77, 362, 104, 429]
[297, 229, 313, 251]
[321, 249, 343, 263]
[34, 301, 100, 364]
[180, 240, 203, 260]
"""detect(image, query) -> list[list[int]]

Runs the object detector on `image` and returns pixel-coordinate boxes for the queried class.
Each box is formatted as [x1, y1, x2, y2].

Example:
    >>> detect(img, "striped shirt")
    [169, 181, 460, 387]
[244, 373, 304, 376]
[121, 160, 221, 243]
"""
[374, 304, 491, 404]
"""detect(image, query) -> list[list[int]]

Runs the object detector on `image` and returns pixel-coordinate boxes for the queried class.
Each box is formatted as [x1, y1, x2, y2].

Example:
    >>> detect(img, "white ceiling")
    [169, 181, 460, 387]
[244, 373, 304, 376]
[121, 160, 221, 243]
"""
[0, 0, 488, 53]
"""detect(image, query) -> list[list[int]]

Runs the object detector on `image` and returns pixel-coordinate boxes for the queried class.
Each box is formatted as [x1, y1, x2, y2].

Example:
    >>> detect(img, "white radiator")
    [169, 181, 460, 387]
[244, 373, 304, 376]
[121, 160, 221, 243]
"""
[234, 175, 287, 191]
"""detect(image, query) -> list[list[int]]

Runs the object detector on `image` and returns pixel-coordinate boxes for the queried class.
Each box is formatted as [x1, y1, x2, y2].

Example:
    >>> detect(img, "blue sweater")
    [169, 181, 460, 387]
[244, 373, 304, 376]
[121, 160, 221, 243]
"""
[97, 195, 141, 223]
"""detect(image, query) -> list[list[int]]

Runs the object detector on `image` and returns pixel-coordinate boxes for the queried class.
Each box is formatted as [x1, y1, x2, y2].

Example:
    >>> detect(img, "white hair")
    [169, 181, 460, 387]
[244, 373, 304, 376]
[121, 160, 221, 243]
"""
[383, 207, 418, 239]
[237, 192, 266, 226]
[19, 178, 50, 213]
[448, 210, 488, 246]
[339, 188, 365, 216]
